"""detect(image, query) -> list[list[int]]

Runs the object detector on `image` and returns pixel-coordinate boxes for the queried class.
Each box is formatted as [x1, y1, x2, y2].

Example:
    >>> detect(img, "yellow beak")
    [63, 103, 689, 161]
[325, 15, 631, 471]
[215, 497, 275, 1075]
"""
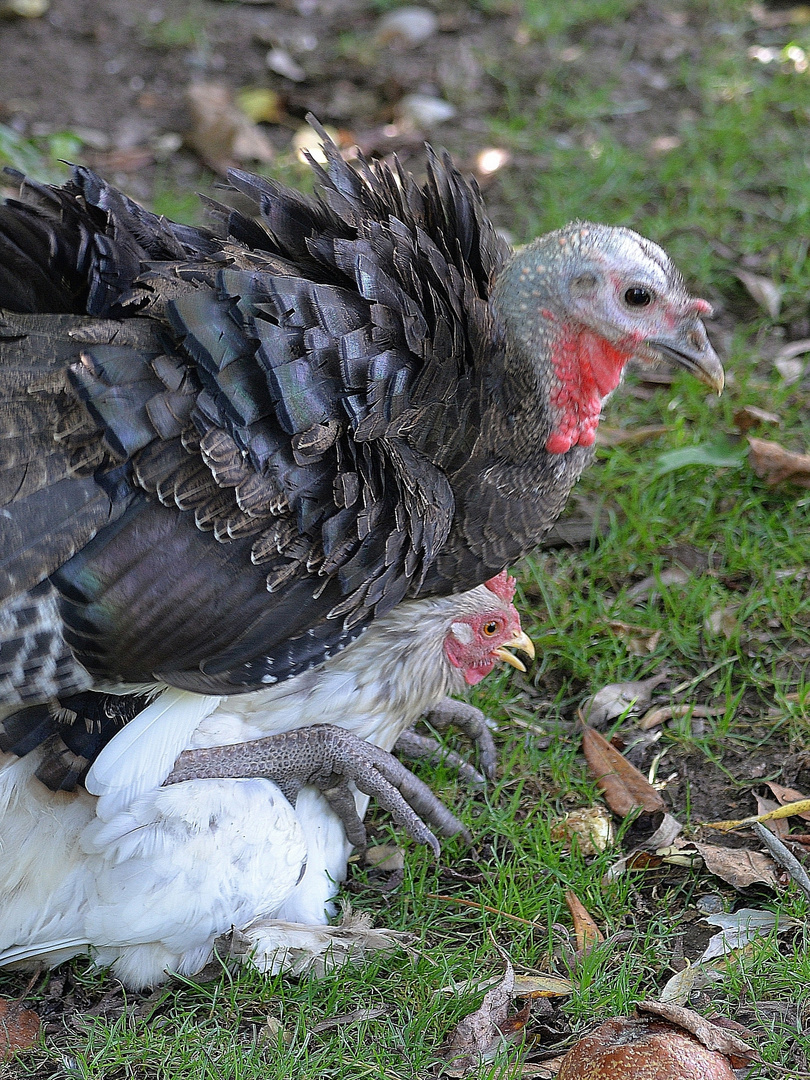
[495, 630, 535, 673]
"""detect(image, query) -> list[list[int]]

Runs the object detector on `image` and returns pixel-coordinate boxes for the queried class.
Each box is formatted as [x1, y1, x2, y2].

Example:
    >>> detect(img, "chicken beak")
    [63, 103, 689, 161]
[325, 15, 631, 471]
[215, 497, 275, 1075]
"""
[645, 321, 725, 395]
[495, 630, 536, 673]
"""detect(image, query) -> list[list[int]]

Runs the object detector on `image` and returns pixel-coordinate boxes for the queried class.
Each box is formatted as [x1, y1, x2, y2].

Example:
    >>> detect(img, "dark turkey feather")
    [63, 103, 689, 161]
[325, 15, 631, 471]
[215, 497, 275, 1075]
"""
[0, 120, 722, 785]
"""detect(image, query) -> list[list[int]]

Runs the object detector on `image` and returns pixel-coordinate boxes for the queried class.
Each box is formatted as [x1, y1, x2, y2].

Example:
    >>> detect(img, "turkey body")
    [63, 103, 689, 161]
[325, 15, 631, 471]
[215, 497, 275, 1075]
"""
[0, 584, 516, 988]
[0, 123, 723, 784]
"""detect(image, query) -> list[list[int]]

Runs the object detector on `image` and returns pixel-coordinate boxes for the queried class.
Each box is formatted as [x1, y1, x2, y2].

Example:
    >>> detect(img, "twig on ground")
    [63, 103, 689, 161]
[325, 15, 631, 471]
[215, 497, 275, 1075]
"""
[424, 894, 544, 929]
[752, 822, 810, 902]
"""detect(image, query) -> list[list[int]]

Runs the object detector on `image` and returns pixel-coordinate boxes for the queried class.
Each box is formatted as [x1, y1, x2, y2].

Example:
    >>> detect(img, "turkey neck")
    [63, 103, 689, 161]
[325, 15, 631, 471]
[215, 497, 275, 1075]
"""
[483, 240, 591, 464]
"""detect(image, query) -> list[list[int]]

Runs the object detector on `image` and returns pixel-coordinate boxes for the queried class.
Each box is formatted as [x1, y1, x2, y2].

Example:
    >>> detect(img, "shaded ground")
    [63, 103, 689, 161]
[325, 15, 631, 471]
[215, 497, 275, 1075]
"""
[0, 0, 705, 214]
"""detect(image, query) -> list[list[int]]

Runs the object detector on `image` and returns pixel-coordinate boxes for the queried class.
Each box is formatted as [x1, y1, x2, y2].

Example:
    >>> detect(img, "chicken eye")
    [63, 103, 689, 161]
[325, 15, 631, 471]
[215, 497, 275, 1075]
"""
[624, 286, 653, 307]
[482, 621, 499, 636]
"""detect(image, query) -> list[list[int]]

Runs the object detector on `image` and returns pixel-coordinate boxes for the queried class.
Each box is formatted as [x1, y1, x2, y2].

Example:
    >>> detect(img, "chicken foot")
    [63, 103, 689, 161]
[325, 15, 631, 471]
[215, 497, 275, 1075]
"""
[395, 697, 498, 786]
[163, 723, 471, 856]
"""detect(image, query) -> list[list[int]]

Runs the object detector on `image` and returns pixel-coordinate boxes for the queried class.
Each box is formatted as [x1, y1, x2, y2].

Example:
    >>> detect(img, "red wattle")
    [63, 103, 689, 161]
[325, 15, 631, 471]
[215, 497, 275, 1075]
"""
[545, 328, 633, 454]
[464, 662, 495, 686]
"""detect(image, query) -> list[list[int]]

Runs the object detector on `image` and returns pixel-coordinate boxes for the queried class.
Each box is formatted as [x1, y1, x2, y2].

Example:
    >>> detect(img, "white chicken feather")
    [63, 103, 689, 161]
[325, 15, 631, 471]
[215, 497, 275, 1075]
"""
[0, 576, 531, 987]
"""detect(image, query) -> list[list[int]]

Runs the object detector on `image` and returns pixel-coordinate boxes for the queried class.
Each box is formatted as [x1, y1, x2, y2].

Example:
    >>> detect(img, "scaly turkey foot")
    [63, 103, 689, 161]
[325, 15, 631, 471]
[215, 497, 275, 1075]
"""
[395, 697, 498, 786]
[163, 723, 471, 856]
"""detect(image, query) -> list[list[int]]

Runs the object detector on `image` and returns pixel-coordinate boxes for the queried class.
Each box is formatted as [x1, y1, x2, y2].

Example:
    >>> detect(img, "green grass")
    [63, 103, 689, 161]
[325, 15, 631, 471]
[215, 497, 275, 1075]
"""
[0, 125, 83, 184]
[2, 0, 810, 1076]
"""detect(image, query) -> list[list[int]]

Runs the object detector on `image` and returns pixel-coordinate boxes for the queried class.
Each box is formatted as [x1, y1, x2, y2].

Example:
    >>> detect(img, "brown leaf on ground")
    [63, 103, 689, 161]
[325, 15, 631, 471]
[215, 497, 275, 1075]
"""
[767, 781, 810, 821]
[564, 890, 604, 953]
[638, 1001, 758, 1063]
[625, 566, 691, 603]
[732, 405, 780, 433]
[704, 602, 740, 638]
[754, 795, 790, 838]
[606, 620, 662, 656]
[692, 842, 780, 891]
[435, 973, 574, 999]
[578, 673, 667, 728]
[363, 844, 405, 871]
[442, 954, 517, 1076]
[556, 1015, 736, 1079]
[736, 270, 783, 318]
[748, 436, 810, 488]
[519, 1058, 566, 1077]
[581, 725, 666, 817]
[185, 82, 276, 174]
[0, 999, 40, 1060]
[638, 703, 719, 731]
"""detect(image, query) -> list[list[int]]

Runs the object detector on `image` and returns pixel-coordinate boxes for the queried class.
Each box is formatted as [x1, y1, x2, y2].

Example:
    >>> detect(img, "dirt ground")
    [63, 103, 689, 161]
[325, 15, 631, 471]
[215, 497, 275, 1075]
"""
[0, 0, 704, 216]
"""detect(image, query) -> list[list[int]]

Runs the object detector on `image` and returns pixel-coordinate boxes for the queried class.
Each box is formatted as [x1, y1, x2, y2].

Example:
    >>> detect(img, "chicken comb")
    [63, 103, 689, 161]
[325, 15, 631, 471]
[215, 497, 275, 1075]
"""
[484, 570, 516, 603]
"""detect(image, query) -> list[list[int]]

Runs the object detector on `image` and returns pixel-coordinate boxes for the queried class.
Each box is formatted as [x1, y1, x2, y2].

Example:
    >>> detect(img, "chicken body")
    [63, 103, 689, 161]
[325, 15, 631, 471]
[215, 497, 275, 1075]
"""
[0, 581, 527, 988]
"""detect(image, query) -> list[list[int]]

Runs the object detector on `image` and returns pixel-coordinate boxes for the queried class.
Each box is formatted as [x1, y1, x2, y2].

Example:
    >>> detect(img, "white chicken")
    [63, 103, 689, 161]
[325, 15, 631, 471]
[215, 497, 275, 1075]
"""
[0, 574, 531, 988]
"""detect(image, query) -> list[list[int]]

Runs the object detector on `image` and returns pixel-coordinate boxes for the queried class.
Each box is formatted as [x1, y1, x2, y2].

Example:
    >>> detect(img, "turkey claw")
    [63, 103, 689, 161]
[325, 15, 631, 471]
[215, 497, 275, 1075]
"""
[396, 697, 498, 784]
[394, 729, 487, 789]
[164, 723, 471, 856]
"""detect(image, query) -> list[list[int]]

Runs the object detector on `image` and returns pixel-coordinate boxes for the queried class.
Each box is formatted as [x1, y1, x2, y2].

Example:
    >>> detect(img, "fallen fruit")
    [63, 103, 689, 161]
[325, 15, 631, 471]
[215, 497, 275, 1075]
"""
[557, 1016, 736, 1079]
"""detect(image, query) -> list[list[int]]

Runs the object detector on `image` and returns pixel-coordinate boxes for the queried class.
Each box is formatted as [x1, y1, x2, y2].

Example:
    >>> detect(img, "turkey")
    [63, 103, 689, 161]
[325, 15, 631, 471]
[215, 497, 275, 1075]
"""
[0, 575, 532, 989]
[0, 119, 722, 811]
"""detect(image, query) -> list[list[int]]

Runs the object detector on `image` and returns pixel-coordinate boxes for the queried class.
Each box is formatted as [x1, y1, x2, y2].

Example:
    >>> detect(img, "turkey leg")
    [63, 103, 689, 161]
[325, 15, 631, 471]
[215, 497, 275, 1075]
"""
[163, 723, 471, 855]
[395, 697, 499, 786]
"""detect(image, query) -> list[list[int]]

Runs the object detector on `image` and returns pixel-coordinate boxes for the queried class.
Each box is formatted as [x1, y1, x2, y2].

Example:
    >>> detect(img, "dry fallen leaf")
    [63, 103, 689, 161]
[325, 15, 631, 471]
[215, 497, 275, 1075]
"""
[699, 908, 798, 963]
[754, 795, 790, 838]
[732, 405, 780, 433]
[435, 973, 574, 999]
[363, 844, 405, 871]
[638, 1002, 758, 1063]
[259, 1015, 293, 1046]
[0, 0, 49, 15]
[748, 436, 810, 488]
[658, 965, 704, 1006]
[185, 82, 275, 174]
[581, 725, 666, 817]
[595, 424, 670, 447]
[0, 998, 40, 1061]
[638, 703, 719, 731]
[735, 269, 783, 318]
[692, 842, 780, 891]
[311, 1007, 387, 1033]
[442, 955, 517, 1076]
[578, 673, 667, 727]
[519, 1059, 566, 1078]
[236, 86, 282, 124]
[607, 620, 662, 656]
[704, 602, 739, 639]
[767, 781, 810, 821]
[625, 565, 691, 603]
[564, 890, 604, 953]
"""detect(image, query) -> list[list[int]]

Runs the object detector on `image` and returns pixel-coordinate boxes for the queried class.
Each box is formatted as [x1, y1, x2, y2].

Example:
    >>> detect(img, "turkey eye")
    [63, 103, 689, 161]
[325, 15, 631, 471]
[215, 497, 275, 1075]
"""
[483, 621, 499, 636]
[624, 286, 653, 307]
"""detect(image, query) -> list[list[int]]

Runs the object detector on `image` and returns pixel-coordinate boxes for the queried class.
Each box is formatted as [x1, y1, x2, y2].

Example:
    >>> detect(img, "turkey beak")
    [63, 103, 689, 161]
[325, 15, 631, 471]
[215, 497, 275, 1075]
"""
[646, 321, 724, 395]
[495, 630, 535, 673]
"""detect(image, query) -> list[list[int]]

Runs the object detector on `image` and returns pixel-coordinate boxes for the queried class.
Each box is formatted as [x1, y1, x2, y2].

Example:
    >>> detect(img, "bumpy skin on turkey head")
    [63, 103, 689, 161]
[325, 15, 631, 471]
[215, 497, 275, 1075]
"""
[0, 122, 721, 703]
